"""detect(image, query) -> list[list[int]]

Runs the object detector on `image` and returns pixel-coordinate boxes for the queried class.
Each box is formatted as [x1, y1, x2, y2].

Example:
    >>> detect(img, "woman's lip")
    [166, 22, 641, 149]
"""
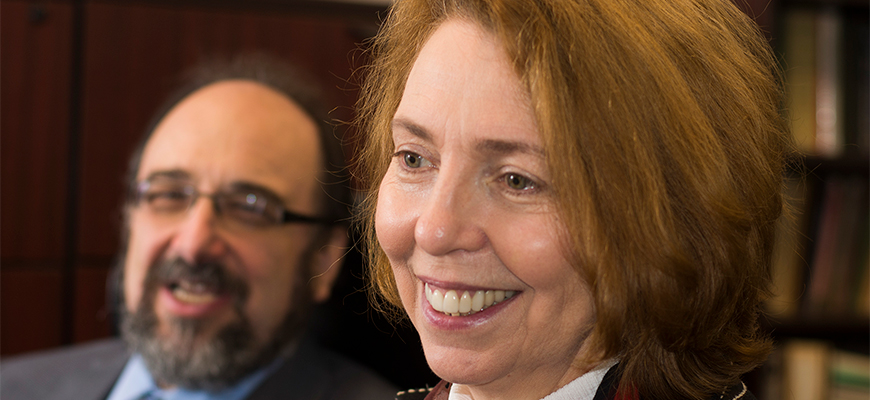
[420, 282, 519, 330]
[417, 275, 519, 293]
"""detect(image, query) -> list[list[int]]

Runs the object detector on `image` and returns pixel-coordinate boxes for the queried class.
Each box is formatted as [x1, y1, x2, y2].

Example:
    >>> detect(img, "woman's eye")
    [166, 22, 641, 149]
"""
[504, 173, 536, 191]
[402, 152, 427, 168]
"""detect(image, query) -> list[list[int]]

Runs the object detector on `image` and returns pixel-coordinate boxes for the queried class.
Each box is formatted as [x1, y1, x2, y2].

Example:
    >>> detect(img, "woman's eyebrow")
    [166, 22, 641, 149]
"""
[476, 139, 545, 157]
[392, 118, 432, 142]
[393, 118, 544, 157]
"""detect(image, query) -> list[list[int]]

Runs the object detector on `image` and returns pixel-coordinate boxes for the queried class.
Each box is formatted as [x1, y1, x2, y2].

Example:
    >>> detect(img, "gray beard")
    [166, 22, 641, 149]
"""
[119, 257, 312, 391]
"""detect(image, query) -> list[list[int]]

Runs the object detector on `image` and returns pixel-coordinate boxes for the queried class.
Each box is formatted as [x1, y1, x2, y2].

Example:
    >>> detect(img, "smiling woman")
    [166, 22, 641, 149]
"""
[375, 19, 597, 400]
[354, 1, 794, 400]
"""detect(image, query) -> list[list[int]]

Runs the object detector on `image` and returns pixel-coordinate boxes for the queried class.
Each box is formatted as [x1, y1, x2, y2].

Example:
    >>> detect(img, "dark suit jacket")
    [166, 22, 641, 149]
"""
[1, 337, 397, 400]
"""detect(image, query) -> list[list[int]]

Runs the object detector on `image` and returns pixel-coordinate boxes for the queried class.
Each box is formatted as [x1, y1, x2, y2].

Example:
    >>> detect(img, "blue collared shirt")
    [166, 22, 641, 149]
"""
[105, 354, 283, 400]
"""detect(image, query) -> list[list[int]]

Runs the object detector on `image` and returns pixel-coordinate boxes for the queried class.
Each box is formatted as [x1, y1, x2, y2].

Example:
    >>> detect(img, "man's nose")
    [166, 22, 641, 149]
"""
[413, 174, 487, 256]
[167, 197, 229, 262]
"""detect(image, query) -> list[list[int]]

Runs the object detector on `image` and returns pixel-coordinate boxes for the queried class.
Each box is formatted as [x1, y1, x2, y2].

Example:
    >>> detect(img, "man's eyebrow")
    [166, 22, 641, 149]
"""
[144, 171, 285, 200]
[145, 169, 191, 181]
[392, 118, 432, 142]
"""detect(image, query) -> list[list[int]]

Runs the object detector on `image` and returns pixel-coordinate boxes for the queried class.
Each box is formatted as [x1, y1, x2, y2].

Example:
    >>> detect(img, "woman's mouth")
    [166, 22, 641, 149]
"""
[425, 282, 516, 316]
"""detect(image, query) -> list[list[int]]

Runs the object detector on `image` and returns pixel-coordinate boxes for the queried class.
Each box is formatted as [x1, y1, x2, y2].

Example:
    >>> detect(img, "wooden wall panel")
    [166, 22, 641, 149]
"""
[0, 269, 65, 355]
[77, 2, 372, 258]
[0, 0, 75, 357]
[0, 1, 73, 261]
[0, 0, 379, 358]
[73, 264, 115, 343]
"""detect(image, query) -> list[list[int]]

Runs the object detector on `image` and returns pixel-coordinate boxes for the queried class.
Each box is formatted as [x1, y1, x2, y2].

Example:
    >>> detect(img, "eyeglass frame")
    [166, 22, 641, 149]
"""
[129, 176, 337, 227]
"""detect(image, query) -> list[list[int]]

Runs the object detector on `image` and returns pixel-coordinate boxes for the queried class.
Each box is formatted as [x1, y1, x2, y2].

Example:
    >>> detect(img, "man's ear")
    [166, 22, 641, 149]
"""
[309, 226, 348, 303]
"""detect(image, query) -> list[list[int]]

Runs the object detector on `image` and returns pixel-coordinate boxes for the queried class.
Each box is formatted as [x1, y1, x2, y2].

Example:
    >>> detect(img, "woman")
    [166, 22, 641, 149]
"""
[354, 0, 793, 399]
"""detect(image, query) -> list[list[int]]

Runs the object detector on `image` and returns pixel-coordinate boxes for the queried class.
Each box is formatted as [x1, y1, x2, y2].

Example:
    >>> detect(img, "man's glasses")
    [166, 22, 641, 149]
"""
[132, 177, 335, 227]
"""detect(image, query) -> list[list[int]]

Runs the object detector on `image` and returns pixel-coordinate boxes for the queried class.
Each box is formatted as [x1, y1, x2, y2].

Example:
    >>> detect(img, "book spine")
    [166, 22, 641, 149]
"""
[814, 7, 844, 157]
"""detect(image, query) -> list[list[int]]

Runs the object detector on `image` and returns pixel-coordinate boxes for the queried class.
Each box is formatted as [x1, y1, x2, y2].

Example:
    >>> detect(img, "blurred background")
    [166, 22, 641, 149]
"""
[1, 0, 867, 398]
[0, 0, 439, 389]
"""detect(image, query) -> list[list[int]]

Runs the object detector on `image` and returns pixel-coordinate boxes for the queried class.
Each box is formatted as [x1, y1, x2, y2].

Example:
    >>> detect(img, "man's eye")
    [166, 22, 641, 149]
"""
[504, 173, 536, 191]
[147, 190, 187, 201]
[224, 193, 280, 225]
[227, 193, 266, 214]
[145, 190, 190, 210]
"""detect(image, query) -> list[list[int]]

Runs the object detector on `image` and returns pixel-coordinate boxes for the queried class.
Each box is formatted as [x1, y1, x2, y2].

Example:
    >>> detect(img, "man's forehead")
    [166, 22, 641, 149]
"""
[148, 80, 319, 144]
[138, 80, 324, 203]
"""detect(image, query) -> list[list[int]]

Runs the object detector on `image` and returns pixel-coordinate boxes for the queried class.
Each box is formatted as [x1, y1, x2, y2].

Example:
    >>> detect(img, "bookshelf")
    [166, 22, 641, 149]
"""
[757, 0, 870, 399]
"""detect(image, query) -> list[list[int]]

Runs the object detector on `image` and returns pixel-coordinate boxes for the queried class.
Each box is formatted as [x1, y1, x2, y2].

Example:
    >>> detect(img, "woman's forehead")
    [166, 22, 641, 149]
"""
[394, 19, 538, 147]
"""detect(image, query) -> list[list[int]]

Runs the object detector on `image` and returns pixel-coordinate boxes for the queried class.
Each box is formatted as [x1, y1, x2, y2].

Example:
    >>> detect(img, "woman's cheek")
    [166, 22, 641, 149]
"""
[375, 177, 421, 263]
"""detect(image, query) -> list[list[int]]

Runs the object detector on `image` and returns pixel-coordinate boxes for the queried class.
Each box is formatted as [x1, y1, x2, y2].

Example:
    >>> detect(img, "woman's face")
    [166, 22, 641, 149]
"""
[375, 19, 597, 399]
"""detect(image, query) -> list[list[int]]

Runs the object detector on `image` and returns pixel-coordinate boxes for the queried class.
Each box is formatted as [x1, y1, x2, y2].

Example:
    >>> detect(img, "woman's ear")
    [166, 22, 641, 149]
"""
[309, 226, 349, 304]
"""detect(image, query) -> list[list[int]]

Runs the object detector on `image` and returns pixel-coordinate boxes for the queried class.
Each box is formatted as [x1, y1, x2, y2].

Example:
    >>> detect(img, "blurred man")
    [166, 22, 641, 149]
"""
[1, 55, 396, 400]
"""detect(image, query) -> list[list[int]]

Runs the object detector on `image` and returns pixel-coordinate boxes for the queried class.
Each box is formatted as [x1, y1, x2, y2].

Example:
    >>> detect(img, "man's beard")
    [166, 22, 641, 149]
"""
[119, 255, 313, 391]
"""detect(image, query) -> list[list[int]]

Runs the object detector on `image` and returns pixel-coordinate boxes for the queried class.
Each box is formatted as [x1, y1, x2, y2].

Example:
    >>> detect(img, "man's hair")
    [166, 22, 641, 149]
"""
[354, 0, 795, 398]
[126, 53, 352, 223]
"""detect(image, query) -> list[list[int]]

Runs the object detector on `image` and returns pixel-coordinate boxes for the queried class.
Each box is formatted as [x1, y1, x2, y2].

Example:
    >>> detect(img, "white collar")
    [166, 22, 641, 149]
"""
[447, 359, 618, 400]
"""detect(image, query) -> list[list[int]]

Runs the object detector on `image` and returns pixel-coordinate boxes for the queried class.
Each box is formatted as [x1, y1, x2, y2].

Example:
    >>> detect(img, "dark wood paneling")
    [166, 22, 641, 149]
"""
[0, 268, 65, 356]
[731, 0, 781, 43]
[73, 263, 115, 343]
[0, 1, 74, 261]
[0, 0, 380, 359]
[77, 1, 374, 257]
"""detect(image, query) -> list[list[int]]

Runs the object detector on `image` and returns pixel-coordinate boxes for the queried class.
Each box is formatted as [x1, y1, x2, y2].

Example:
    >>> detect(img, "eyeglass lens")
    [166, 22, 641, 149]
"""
[135, 177, 310, 227]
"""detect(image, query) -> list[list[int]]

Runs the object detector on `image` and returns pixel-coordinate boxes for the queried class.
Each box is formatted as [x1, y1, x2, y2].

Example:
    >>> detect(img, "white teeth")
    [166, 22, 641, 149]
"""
[459, 292, 472, 313]
[430, 288, 444, 311]
[425, 283, 517, 316]
[443, 290, 459, 313]
[170, 280, 219, 305]
[172, 287, 216, 304]
[471, 291, 485, 311]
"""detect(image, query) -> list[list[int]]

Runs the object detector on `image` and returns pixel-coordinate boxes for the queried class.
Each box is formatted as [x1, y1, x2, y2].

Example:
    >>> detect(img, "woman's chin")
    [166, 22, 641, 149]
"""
[422, 343, 503, 387]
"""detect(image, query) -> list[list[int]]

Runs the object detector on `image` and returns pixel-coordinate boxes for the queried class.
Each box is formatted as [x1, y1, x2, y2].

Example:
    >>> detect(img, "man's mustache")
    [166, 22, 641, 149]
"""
[145, 258, 250, 308]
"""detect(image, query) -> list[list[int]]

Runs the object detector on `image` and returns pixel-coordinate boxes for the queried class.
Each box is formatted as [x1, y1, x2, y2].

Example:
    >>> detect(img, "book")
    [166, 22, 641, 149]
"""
[783, 7, 818, 154]
[805, 177, 847, 316]
[768, 177, 810, 318]
[813, 7, 844, 157]
[773, 340, 870, 400]
[842, 11, 870, 156]
[851, 218, 870, 317]
[830, 349, 870, 400]
[782, 7, 852, 157]
[825, 178, 868, 315]
[782, 339, 832, 400]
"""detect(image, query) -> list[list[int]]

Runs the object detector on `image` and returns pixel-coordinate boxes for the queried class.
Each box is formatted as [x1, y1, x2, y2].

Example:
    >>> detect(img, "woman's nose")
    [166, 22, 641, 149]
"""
[414, 176, 488, 256]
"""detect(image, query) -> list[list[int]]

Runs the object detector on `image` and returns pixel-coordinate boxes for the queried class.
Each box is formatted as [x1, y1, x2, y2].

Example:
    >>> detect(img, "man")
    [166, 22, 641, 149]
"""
[1, 55, 397, 399]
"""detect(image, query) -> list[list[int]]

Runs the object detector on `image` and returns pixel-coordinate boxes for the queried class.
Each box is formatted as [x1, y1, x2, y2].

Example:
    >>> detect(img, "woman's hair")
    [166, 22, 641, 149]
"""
[354, 0, 794, 398]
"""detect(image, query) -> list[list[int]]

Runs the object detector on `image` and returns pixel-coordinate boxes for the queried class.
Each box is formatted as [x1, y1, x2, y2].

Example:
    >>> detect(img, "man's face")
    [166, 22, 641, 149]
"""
[121, 80, 342, 388]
